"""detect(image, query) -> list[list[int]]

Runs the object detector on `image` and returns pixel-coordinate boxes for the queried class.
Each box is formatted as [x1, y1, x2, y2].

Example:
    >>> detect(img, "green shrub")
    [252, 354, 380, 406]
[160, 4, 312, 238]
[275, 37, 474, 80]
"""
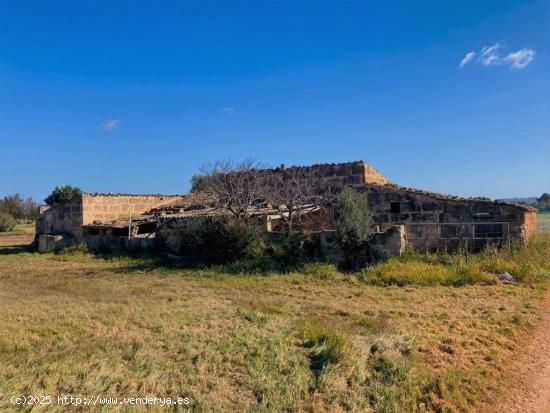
[44, 185, 82, 206]
[300, 262, 339, 279]
[0, 211, 16, 232]
[220, 256, 278, 274]
[177, 216, 266, 265]
[265, 235, 312, 272]
[220, 236, 314, 274]
[334, 187, 374, 269]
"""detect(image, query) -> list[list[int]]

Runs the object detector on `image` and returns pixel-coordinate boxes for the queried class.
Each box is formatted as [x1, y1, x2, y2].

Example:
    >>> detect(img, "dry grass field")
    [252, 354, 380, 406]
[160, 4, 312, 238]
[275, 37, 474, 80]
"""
[0, 229, 549, 412]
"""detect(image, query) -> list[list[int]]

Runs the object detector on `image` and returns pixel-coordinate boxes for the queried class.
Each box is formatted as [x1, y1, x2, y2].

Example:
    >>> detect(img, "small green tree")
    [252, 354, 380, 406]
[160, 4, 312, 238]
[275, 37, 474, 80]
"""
[536, 193, 550, 212]
[175, 216, 265, 265]
[334, 187, 374, 269]
[44, 185, 82, 206]
[0, 212, 16, 232]
[190, 174, 215, 192]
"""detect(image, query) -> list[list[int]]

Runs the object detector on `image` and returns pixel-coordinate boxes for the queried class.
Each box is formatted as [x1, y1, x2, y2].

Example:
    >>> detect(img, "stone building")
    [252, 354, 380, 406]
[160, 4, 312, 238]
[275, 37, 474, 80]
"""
[35, 161, 537, 256]
[35, 193, 185, 248]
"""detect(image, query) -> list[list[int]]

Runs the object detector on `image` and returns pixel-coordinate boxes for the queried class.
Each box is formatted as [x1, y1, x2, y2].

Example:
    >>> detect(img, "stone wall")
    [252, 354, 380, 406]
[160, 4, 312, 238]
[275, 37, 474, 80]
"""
[81, 193, 184, 224]
[354, 184, 537, 250]
[266, 161, 390, 187]
[524, 210, 537, 239]
[36, 193, 185, 242]
[315, 225, 406, 267]
[35, 197, 84, 240]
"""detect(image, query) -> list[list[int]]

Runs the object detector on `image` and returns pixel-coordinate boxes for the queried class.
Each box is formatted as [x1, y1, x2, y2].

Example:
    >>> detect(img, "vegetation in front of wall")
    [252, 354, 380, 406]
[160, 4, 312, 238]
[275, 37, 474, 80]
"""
[359, 237, 550, 286]
[44, 185, 82, 206]
[53, 228, 550, 287]
[359, 254, 496, 286]
[334, 186, 374, 269]
[0, 212, 16, 232]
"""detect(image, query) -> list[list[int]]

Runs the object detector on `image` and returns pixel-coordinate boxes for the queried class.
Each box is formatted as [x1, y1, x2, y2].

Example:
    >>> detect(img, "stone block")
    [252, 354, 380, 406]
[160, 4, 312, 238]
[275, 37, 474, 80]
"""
[38, 235, 65, 252]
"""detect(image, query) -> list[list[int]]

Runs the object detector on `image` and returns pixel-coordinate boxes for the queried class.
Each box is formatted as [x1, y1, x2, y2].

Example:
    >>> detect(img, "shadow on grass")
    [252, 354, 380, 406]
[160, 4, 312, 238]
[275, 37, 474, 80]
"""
[0, 244, 35, 256]
[87, 249, 195, 274]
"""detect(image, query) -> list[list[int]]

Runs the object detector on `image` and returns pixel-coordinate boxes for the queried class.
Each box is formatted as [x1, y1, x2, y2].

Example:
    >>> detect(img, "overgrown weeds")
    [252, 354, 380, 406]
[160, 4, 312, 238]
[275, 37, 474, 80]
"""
[359, 256, 496, 286]
[299, 262, 340, 279]
[359, 237, 550, 286]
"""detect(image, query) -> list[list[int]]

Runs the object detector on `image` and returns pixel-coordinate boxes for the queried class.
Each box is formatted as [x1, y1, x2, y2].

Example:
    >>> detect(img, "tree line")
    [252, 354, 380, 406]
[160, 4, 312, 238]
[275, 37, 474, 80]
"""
[0, 194, 40, 231]
[534, 193, 550, 212]
[0, 185, 83, 232]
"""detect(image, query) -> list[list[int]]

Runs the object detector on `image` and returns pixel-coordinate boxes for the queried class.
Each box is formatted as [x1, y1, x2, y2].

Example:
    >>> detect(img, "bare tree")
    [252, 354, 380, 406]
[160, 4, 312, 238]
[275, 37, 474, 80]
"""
[265, 165, 336, 236]
[195, 158, 268, 219]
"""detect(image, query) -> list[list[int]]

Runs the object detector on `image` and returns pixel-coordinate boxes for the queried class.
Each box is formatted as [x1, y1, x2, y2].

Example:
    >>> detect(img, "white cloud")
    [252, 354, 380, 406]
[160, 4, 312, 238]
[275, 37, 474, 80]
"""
[504, 49, 535, 69]
[459, 51, 476, 68]
[222, 107, 236, 114]
[460, 42, 535, 70]
[100, 119, 120, 131]
[479, 42, 504, 66]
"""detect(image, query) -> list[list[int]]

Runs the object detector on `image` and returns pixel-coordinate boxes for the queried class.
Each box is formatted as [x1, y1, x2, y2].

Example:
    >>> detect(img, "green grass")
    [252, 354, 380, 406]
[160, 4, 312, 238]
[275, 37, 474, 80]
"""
[0, 237, 548, 411]
[0, 222, 35, 236]
[538, 212, 550, 234]
[359, 237, 550, 286]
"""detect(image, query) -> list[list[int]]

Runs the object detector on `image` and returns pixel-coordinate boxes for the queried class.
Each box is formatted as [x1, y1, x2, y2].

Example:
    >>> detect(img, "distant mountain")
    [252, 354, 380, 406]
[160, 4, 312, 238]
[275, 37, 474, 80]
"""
[497, 197, 538, 205]
[499, 194, 550, 213]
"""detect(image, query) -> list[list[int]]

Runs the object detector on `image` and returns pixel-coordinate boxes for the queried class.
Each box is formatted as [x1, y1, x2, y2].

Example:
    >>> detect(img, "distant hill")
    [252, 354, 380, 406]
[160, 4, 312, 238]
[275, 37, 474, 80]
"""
[498, 194, 550, 213]
[497, 197, 538, 205]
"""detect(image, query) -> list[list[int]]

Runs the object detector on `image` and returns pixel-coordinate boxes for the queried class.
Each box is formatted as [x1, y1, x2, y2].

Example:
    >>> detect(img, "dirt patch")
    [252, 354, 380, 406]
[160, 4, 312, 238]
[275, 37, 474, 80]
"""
[0, 233, 34, 247]
[490, 289, 550, 413]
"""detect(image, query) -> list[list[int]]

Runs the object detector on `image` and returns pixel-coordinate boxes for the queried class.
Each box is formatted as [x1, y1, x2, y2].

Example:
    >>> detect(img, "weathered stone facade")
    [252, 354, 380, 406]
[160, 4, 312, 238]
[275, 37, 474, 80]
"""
[36, 161, 537, 257]
[35, 197, 84, 241]
[36, 193, 184, 241]
[354, 184, 536, 251]
[313, 225, 406, 267]
[266, 161, 390, 187]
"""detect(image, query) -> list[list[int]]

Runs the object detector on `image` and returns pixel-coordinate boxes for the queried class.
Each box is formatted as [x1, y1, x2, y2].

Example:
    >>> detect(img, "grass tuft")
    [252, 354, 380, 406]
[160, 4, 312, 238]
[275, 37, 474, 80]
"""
[299, 262, 340, 279]
[243, 311, 268, 326]
[296, 318, 347, 374]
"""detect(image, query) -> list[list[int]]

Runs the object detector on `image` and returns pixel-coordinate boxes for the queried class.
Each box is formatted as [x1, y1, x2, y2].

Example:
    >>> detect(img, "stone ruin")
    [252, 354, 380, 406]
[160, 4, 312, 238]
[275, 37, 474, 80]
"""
[35, 161, 537, 264]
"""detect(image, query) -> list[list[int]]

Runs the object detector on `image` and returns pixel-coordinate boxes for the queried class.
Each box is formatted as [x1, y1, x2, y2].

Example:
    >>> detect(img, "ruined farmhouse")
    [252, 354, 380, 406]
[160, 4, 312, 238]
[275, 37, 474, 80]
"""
[36, 161, 537, 260]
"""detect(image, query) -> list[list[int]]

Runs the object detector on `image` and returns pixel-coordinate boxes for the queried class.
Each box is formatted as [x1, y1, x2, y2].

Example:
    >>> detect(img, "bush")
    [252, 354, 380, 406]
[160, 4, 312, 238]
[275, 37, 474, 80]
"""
[0, 212, 16, 232]
[334, 187, 374, 269]
[266, 235, 311, 271]
[177, 216, 265, 265]
[44, 185, 82, 206]
[218, 234, 315, 274]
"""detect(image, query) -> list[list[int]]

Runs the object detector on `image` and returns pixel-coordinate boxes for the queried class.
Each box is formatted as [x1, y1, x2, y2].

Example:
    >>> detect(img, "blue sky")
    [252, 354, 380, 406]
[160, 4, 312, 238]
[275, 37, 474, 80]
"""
[1, 0, 548, 201]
